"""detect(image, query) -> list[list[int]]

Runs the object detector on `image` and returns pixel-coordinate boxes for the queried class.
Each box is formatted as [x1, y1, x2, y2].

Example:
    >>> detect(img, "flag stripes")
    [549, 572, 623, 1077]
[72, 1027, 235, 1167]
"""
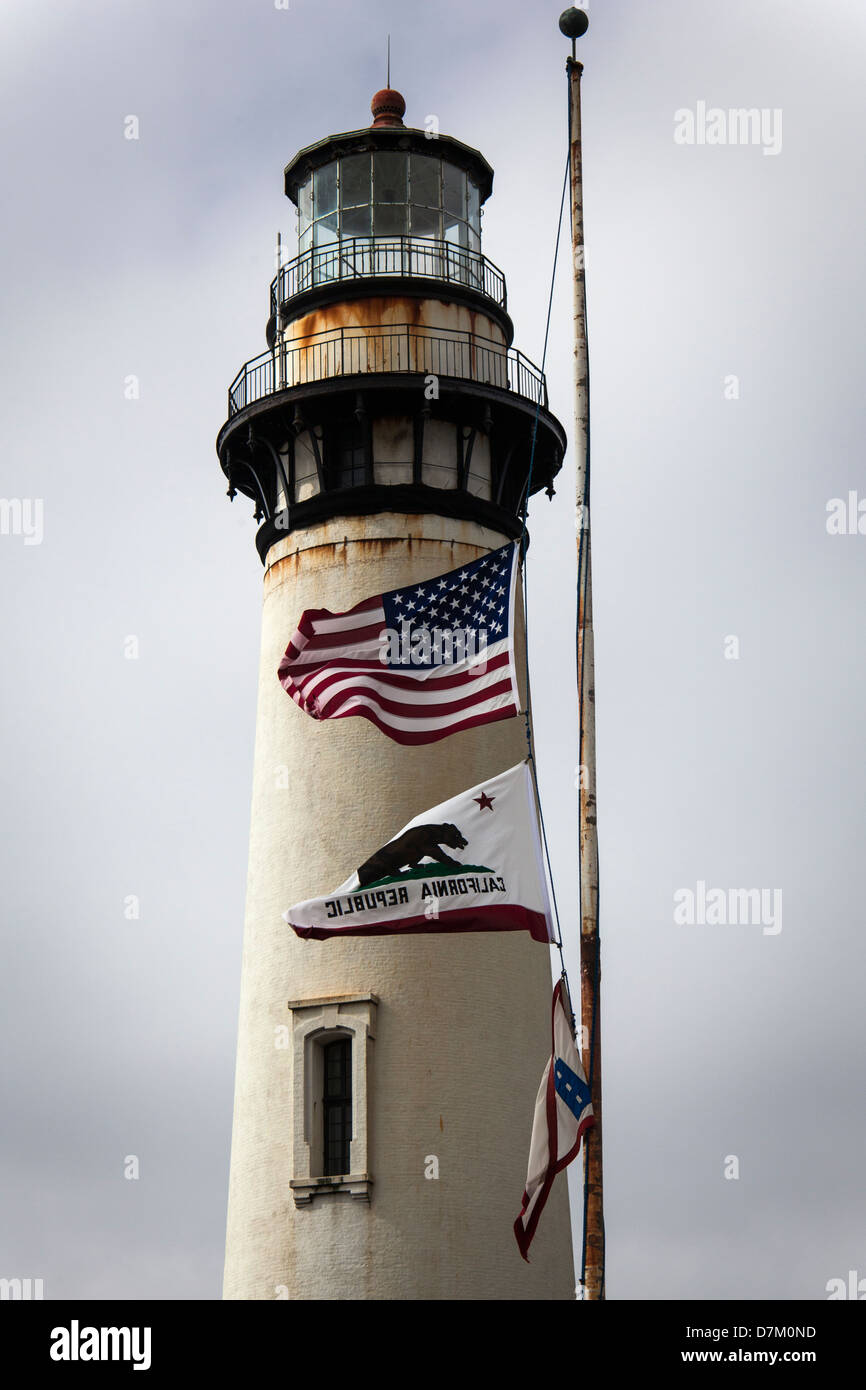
[277, 542, 520, 745]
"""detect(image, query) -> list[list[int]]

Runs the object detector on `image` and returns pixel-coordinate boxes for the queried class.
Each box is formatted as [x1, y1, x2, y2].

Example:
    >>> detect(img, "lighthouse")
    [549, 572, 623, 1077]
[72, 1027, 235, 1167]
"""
[218, 86, 575, 1300]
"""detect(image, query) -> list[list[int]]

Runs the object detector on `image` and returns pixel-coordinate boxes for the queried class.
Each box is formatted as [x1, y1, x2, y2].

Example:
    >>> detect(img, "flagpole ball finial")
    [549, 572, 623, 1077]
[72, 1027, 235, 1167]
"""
[558, 8, 589, 39]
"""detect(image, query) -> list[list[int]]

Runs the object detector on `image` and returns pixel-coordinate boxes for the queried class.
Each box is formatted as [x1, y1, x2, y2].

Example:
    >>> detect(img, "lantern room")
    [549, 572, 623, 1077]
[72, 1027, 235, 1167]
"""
[217, 89, 566, 564]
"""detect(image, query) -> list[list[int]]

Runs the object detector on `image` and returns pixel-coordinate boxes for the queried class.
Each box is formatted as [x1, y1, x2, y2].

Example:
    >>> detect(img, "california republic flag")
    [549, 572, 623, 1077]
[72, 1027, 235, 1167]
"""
[284, 762, 554, 944]
[514, 980, 594, 1261]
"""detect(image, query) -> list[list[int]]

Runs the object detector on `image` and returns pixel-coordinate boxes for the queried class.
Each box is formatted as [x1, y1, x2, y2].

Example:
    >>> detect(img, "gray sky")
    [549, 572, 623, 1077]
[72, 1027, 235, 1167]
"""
[1, 0, 864, 1300]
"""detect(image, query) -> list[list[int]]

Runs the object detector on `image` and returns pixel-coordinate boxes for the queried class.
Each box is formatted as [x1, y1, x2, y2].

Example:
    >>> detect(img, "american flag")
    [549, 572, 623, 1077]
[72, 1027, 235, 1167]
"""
[277, 541, 520, 745]
[514, 981, 594, 1262]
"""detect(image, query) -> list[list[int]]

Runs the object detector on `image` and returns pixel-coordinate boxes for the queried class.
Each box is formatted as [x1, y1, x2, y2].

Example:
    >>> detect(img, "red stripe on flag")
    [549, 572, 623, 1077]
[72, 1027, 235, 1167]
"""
[311, 672, 514, 721]
[289, 903, 551, 943]
[306, 697, 519, 745]
[287, 649, 512, 698]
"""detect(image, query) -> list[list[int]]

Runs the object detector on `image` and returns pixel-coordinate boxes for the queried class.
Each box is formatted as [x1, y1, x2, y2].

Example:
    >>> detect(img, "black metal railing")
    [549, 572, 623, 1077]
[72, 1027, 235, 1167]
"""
[227, 323, 547, 418]
[270, 238, 507, 314]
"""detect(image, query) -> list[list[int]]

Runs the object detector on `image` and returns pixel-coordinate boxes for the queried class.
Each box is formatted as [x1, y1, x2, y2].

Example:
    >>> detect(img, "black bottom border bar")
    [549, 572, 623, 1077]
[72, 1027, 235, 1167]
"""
[4, 1298, 861, 1376]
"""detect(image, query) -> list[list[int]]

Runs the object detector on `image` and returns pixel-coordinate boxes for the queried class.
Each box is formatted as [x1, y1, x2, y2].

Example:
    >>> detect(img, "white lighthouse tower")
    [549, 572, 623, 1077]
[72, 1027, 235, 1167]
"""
[219, 86, 575, 1300]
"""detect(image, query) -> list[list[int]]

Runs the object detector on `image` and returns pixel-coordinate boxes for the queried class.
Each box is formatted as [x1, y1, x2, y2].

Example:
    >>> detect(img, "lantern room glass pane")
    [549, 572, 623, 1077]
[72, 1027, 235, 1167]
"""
[374, 150, 408, 204]
[410, 153, 440, 208]
[298, 177, 313, 234]
[342, 205, 371, 238]
[341, 153, 371, 209]
[374, 203, 408, 236]
[467, 179, 480, 235]
[314, 163, 337, 217]
[313, 211, 338, 249]
[444, 213, 467, 247]
[443, 164, 466, 220]
[410, 204, 439, 238]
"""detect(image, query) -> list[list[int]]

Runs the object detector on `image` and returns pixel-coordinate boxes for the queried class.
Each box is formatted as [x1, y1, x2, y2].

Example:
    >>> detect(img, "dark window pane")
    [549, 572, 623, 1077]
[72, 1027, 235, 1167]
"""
[330, 422, 367, 489]
[443, 164, 466, 220]
[326, 1054, 345, 1094]
[374, 150, 408, 204]
[374, 203, 408, 236]
[410, 204, 440, 239]
[341, 153, 371, 209]
[410, 153, 440, 208]
[323, 1039, 352, 1176]
[314, 163, 337, 217]
[337, 461, 366, 489]
[341, 205, 371, 238]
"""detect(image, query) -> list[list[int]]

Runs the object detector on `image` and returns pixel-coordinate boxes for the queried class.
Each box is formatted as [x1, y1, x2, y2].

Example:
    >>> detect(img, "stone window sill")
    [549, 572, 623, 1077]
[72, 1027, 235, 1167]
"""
[289, 1174, 373, 1207]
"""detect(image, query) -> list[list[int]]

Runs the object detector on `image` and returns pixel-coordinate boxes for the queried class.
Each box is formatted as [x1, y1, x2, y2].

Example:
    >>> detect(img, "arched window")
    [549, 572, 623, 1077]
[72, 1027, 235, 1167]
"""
[286, 993, 377, 1207]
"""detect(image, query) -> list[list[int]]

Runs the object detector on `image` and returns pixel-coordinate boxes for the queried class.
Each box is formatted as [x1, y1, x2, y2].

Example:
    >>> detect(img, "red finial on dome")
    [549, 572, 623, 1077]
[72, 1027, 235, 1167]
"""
[370, 88, 406, 128]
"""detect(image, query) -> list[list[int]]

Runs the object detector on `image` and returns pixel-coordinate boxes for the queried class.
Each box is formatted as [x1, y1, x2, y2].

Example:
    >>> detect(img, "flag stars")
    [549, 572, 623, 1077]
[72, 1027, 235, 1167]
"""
[379, 546, 511, 658]
[474, 791, 495, 811]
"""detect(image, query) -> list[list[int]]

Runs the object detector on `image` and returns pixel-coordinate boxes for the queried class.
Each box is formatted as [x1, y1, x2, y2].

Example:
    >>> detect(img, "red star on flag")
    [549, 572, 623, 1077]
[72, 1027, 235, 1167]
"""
[474, 791, 495, 811]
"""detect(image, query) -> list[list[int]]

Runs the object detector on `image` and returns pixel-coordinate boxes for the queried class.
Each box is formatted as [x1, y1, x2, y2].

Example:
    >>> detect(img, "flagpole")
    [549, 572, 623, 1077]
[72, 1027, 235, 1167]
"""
[559, 7, 604, 1303]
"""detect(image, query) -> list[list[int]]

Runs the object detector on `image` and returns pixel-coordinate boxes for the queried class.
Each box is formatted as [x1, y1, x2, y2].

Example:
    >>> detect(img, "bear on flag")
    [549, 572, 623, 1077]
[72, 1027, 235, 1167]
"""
[514, 979, 595, 1261]
[284, 762, 554, 944]
[276, 542, 520, 745]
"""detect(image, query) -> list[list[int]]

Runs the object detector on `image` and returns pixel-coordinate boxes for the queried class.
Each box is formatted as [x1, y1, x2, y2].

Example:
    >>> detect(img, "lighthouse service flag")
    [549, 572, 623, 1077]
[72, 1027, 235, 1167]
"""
[277, 542, 519, 745]
[285, 762, 554, 944]
[514, 981, 595, 1262]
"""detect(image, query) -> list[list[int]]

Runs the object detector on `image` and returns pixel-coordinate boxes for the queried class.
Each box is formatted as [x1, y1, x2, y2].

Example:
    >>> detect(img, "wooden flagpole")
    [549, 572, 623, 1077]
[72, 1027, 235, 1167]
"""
[560, 7, 604, 1303]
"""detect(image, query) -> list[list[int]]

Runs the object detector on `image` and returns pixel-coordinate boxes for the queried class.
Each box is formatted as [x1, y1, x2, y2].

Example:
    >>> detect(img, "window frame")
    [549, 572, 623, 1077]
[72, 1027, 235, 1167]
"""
[287, 993, 377, 1207]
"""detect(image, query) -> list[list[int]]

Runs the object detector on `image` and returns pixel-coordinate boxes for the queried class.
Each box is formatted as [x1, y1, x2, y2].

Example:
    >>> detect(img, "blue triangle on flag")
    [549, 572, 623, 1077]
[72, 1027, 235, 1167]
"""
[554, 1058, 591, 1121]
